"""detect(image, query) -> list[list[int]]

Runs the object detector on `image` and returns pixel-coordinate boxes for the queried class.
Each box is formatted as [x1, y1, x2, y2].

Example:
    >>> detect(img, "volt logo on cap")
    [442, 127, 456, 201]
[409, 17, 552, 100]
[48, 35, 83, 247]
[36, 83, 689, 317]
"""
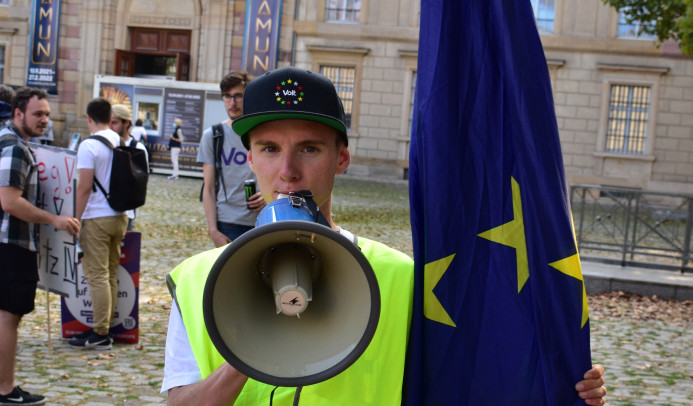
[275, 79, 304, 105]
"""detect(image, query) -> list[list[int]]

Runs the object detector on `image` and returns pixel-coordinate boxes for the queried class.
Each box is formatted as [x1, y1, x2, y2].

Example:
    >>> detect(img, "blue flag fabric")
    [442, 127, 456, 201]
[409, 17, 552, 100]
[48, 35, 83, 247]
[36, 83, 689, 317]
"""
[405, 0, 592, 404]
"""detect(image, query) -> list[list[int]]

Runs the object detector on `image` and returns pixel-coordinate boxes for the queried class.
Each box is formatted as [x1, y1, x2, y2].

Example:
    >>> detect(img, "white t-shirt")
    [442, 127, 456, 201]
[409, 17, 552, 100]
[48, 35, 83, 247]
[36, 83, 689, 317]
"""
[76, 129, 123, 219]
[160, 228, 356, 394]
[130, 126, 147, 143]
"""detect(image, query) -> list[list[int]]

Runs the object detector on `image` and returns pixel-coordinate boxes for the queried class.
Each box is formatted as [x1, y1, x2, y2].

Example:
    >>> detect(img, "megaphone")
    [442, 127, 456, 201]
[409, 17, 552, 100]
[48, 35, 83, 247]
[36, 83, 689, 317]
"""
[203, 192, 380, 387]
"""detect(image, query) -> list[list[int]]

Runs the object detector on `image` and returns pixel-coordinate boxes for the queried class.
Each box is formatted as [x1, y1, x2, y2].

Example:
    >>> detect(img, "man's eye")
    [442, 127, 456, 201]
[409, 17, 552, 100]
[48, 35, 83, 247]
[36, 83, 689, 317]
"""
[304, 147, 317, 153]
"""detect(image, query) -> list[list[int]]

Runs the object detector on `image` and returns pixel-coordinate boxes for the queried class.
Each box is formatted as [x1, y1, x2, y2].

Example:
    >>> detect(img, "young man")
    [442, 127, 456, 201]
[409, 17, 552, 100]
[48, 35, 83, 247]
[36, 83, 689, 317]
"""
[0, 87, 80, 405]
[197, 71, 266, 247]
[161, 67, 607, 405]
[69, 98, 128, 350]
[110, 104, 148, 231]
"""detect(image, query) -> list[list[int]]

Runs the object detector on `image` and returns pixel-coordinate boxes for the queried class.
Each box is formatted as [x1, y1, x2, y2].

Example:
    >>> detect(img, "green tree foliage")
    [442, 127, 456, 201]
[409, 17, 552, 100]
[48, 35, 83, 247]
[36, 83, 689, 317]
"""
[603, 0, 693, 55]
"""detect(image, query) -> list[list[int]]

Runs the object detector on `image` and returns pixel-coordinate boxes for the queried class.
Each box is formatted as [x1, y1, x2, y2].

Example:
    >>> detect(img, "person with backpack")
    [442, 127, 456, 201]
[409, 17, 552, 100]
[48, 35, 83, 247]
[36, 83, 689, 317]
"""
[197, 71, 266, 247]
[110, 104, 149, 231]
[69, 98, 128, 350]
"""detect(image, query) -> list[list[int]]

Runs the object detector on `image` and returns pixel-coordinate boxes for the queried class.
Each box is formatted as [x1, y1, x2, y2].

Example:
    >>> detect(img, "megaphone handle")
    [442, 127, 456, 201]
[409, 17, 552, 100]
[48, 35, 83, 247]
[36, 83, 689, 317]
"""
[293, 386, 303, 406]
[268, 386, 303, 406]
[292, 191, 331, 228]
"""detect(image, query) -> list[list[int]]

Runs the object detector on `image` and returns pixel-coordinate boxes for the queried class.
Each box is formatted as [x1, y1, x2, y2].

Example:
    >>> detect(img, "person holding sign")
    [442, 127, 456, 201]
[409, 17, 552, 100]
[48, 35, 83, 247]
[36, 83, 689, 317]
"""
[0, 87, 80, 406]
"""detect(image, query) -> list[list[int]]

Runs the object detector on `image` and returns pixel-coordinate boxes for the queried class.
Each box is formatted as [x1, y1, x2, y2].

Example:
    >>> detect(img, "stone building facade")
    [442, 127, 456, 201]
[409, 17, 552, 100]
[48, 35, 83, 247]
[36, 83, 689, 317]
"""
[1, 0, 692, 192]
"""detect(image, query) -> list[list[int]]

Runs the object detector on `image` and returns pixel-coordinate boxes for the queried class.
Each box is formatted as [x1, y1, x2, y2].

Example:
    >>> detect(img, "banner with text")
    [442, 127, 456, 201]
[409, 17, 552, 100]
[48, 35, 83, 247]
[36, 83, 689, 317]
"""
[242, 0, 283, 77]
[33, 144, 78, 297]
[27, 0, 62, 94]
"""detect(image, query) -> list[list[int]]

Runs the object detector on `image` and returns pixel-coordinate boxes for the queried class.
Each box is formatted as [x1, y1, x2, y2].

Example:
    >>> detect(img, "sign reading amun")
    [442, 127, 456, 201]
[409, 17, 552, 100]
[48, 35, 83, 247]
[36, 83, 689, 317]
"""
[27, 0, 62, 95]
[242, 0, 283, 77]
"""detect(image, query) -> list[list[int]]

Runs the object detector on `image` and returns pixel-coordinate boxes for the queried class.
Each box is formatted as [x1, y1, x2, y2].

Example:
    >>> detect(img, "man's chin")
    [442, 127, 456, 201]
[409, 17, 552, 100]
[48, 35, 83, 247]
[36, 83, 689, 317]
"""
[26, 128, 45, 138]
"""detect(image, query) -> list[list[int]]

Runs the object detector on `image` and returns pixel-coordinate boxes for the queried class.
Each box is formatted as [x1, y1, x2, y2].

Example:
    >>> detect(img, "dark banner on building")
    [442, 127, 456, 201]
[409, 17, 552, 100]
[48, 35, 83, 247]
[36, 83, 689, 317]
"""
[27, 0, 62, 95]
[242, 0, 283, 77]
[149, 88, 206, 172]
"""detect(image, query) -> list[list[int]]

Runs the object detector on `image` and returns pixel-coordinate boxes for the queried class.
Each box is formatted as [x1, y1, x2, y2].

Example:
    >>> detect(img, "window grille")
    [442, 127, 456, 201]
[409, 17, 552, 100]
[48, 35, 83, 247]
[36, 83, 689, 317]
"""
[320, 65, 355, 129]
[408, 71, 417, 137]
[325, 0, 361, 23]
[605, 84, 650, 155]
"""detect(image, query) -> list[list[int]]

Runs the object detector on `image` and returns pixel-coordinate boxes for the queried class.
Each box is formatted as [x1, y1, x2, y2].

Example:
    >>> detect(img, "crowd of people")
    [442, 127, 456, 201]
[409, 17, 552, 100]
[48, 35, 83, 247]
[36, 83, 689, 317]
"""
[0, 68, 608, 405]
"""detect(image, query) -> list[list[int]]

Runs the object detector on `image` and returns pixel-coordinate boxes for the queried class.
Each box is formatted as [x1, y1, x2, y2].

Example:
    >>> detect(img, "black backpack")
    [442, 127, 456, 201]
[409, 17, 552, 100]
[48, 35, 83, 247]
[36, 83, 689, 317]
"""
[90, 135, 149, 212]
[198, 123, 228, 202]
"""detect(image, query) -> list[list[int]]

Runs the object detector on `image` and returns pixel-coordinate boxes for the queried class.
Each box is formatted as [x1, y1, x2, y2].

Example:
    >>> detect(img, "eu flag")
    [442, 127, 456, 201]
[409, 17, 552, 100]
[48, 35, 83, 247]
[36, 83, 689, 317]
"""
[405, 0, 593, 404]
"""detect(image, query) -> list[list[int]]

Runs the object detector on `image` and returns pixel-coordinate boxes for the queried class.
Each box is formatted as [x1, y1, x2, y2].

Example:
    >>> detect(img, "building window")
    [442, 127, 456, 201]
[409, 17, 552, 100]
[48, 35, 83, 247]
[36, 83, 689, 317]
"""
[0, 0, 8, 6]
[408, 71, 417, 137]
[320, 65, 355, 129]
[605, 84, 650, 155]
[0, 45, 5, 84]
[325, 0, 361, 23]
[531, 0, 555, 33]
[617, 9, 656, 39]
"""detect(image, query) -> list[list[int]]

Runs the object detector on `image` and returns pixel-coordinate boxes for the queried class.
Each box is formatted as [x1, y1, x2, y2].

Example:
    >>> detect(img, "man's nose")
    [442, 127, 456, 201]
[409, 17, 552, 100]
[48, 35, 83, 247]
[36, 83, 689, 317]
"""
[278, 153, 300, 182]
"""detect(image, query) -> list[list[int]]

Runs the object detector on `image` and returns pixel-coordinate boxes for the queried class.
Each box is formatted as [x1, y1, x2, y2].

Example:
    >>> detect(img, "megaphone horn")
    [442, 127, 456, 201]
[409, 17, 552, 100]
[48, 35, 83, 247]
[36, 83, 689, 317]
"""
[203, 193, 381, 387]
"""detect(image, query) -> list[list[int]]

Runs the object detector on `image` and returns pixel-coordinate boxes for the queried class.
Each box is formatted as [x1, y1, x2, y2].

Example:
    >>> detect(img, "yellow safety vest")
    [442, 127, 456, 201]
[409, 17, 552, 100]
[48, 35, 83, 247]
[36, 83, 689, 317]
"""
[168, 237, 414, 405]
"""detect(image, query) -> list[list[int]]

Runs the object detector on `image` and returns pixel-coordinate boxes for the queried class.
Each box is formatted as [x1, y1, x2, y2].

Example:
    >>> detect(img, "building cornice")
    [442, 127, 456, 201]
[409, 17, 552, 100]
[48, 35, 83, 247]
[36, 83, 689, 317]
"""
[596, 63, 670, 75]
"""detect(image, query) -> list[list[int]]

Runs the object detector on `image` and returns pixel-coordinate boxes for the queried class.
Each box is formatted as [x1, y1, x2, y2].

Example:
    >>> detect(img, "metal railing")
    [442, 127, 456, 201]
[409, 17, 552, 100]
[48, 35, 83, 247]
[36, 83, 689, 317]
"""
[571, 185, 693, 273]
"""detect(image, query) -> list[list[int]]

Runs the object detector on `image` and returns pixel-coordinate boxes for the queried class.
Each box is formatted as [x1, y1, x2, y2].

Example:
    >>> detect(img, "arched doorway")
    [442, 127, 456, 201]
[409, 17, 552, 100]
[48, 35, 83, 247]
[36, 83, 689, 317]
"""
[115, 28, 190, 81]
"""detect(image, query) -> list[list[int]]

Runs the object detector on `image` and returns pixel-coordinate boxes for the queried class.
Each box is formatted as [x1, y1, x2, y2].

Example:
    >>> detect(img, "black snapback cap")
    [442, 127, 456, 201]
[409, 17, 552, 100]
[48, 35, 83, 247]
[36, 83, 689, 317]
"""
[232, 67, 348, 149]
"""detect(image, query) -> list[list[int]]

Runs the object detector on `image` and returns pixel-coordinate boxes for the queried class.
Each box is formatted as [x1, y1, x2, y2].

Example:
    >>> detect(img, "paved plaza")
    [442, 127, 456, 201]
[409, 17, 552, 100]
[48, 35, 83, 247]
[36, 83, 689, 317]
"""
[14, 175, 693, 405]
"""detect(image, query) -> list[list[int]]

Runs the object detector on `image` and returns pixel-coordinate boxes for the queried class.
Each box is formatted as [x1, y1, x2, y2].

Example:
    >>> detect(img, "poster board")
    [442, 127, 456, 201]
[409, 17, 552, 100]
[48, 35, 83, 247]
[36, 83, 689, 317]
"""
[94, 75, 225, 177]
[33, 144, 79, 297]
[61, 232, 141, 344]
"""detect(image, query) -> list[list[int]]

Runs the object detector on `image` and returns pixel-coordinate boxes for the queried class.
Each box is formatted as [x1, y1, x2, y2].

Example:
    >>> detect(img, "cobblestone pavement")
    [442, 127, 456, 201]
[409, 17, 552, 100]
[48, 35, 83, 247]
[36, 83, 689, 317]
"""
[14, 175, 693, 405]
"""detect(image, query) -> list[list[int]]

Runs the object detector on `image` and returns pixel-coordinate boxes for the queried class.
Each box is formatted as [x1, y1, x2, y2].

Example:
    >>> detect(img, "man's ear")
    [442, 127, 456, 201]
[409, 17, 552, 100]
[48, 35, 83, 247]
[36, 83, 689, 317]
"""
[336, 144, 350, 175]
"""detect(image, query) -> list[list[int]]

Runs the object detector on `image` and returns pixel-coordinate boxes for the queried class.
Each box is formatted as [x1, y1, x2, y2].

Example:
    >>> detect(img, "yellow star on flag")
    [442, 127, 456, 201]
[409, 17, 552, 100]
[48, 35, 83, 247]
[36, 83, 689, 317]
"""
[549, 254, 590, 328]
[424, 254, 457, 327]
[478, 177, 529, 293]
